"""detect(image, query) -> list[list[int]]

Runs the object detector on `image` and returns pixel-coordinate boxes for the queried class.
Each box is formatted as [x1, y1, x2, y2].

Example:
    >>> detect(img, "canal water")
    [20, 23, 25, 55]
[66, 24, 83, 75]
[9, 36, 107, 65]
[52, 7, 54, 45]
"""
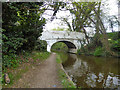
[58, 53, 120, 88]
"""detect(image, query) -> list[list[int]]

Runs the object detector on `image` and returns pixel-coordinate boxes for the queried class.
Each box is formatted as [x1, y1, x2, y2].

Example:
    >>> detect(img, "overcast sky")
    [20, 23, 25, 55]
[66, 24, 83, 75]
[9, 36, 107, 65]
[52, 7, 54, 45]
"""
[42, 0, 118, 32]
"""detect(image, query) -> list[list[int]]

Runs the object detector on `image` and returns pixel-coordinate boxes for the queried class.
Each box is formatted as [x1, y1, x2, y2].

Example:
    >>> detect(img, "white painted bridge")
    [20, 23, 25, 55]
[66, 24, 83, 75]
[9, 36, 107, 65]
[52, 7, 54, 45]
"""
[39, 30, 87, 53]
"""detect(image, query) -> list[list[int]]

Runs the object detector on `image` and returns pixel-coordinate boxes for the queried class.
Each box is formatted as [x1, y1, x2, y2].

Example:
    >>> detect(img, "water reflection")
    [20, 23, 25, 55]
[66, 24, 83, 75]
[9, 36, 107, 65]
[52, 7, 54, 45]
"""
[61, 53, 120, 88]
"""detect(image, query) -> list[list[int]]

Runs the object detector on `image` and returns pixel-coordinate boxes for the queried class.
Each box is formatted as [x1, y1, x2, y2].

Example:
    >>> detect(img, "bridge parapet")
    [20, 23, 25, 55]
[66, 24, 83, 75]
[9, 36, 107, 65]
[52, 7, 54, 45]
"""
[39, 30, 85, 40]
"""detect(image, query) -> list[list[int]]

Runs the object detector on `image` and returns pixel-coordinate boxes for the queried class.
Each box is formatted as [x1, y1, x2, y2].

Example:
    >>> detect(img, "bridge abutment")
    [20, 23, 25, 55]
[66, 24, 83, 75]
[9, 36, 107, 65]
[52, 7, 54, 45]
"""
[47, 45, 51, 52]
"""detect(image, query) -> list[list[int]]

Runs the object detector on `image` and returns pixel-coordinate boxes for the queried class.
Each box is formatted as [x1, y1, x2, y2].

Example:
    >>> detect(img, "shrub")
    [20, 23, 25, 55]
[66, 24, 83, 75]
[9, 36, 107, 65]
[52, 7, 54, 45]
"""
[94, 47, 103, 57]
[34, 40, 47, 51]
[111, 39, 120, 52]
[77, 49, 81, 55]
[2, 54, 20, 70]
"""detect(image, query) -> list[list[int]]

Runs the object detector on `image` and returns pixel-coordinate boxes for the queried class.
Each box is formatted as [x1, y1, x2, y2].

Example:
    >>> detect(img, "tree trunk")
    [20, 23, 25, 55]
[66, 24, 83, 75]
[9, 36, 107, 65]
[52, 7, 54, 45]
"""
[83, 27, 89, 44]
[93, 8, 118, 56]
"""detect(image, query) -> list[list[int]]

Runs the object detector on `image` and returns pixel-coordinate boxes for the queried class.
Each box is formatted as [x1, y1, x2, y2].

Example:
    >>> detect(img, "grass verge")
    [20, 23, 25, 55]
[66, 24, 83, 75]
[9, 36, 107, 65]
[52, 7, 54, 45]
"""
[56, 53, 76, 88]
[2, 51, 50, 88]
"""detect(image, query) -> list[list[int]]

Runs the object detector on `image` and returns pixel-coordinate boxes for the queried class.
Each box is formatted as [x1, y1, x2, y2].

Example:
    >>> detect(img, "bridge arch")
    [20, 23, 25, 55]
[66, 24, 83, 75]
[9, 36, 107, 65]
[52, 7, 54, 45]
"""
[39, 30, 88, 53]
[47, 40, 77, 53]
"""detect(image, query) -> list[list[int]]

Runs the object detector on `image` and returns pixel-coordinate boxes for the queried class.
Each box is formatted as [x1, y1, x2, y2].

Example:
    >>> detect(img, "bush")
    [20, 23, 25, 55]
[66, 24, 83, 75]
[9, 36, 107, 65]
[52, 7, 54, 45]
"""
[93, 47, 103, 57]
[2, 3, 46, 70]
[2, 54, 20, 70]
[111, 39, 120, 52]
[77, 44, 89, 55]
[34, 40, 47, 51]
[77, 49, 81, 55]
[108, 32, 120, 52]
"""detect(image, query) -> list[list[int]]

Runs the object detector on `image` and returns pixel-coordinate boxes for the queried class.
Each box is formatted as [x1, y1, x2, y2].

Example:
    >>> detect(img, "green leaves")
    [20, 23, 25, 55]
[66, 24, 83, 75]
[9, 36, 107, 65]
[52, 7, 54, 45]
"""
[2, 2, 46, 69]
[34, 40, 47, 52]
[68, 2, 98, 32]
[93, 47, 103, 57]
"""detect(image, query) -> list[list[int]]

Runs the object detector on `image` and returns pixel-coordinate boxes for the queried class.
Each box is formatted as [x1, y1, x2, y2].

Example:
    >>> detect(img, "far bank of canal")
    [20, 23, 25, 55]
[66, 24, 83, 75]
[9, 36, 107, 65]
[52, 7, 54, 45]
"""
[57, 52, 120, 88]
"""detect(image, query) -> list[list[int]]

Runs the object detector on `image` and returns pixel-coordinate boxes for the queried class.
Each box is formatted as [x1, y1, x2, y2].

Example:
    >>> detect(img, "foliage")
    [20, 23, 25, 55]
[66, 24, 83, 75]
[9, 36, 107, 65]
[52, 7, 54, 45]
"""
[56, 52, 68, 63]
[93, 47, 103, 57]
[52, 27, 65, 31]
[70, 2, 96, 32]
[77, 43, 89, 55]
[65, 2, 119, 56]
[2, 51, 50, 87]
[34, 40, 47, 52]
[58, 69, 76, 88]
[77, 32, 120, 57]
[2, 2, 45, 53]
[77, 49, 81, 55]
[2, 2, 46, 69]
[2, 54, 20, 70]
[56, 54, 62, 64]
[2, 66, 29, 87]
[50, 2, 66, 21]
[86, 34, 102, 51]
[51, 42, 68, 52]
[111, 39, 120, 52]
[107, 32, 120, 52]
[31, 51, 50, 62]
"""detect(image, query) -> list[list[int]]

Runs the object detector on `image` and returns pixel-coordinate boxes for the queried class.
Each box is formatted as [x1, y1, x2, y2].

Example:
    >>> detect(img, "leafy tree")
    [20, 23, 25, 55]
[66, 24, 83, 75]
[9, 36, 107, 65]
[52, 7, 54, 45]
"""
[2, 2, 46, 68]
[2, 2, 46, 54]
[67, 2, 119, 56]
[64, 2, 98, 44]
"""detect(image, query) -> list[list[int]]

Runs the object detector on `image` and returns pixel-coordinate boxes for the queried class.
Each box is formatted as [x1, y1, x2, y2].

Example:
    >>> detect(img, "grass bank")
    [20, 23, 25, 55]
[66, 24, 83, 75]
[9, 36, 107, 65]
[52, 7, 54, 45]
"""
[2, 51, 50, 88]
[56, 53, 76, 88]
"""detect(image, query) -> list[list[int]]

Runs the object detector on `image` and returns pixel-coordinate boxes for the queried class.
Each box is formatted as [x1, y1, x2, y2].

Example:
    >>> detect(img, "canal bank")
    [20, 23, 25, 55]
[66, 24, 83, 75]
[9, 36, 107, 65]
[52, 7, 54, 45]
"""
[56, 52, 120, 88]
[56, 53, 76, 88]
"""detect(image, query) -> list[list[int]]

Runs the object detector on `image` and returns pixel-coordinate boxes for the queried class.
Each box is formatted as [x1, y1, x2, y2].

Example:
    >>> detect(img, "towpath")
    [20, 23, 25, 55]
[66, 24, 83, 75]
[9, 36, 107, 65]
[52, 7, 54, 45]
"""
[12, 53, 62, 88]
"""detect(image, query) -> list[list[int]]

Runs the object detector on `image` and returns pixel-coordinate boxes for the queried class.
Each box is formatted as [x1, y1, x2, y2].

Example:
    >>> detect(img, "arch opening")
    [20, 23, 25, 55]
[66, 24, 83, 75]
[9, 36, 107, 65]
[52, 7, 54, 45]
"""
[50, 41, 77, 53]
[60, 41, 76, 49]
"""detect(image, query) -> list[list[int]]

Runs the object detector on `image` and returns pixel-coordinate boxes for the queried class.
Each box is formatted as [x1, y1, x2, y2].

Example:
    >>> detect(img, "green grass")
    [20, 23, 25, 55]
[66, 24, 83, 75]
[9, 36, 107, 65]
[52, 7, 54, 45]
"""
[32, 52, 50, 60]
[56, 54, 62, 64]
[2, 51, 50, 88]
[3, 65, 29, 88]
[93, 47, 103, 57]
[31, 51, 50, 63]
[58, 69, 76, 88]
[56, 54, 76, 88]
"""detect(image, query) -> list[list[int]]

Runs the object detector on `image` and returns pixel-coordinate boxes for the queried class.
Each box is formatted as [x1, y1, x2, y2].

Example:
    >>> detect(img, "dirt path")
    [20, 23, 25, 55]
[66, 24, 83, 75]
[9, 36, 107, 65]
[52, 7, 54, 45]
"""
[12, 53, 62, 88]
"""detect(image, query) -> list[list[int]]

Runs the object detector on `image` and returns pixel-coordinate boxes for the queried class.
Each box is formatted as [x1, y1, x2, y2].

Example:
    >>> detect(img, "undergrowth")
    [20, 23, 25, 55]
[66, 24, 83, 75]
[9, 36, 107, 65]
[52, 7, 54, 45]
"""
[2, 51, 50, 88]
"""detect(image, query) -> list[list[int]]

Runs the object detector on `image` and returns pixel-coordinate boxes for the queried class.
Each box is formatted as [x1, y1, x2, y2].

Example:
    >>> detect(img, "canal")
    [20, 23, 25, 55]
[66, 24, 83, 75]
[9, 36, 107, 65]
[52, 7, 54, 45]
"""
[58, 52, 120, 88]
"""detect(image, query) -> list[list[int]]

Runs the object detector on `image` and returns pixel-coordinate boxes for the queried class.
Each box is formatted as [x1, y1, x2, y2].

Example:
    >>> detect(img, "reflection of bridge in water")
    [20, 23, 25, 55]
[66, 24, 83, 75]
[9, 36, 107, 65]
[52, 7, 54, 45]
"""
[61, 53, 119, 88]
[39, 30, 87, 53]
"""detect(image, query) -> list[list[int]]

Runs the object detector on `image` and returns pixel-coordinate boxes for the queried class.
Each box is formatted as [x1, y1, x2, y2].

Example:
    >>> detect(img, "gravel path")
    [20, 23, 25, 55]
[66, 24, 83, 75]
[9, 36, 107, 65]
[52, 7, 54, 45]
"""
[12, 53, 62, 88]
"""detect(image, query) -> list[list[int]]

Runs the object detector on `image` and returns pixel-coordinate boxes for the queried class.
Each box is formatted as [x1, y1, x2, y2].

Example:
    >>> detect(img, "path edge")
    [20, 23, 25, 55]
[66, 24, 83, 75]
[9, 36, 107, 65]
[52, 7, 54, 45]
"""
[60, 64, 76, 87]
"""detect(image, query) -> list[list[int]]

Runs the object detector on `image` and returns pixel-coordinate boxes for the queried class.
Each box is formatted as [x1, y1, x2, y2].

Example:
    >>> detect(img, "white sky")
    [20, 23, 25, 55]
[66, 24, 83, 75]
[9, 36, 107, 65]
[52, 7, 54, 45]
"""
[43, 9, 72, 31]
[104, 0, 118, 16]
[42, 0, 118, 32]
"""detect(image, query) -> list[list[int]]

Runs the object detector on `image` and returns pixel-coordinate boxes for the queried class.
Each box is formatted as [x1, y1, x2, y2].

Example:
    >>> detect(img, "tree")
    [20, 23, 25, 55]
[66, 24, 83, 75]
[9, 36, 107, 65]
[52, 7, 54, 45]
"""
[2, 2, 46, 55]
[66, 1, 118, 56]
[69, 2, 98, 44]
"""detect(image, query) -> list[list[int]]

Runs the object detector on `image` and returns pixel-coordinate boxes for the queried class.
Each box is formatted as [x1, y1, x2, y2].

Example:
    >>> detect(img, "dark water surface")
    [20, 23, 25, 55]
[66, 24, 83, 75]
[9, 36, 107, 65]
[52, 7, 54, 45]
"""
[59, 53, 120, 88]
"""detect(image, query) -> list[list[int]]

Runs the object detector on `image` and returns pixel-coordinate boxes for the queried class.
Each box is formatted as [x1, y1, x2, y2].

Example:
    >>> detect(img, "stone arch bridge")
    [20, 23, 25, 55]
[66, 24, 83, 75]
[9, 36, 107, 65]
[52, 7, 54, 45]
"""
[39, 30, 86, 53]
